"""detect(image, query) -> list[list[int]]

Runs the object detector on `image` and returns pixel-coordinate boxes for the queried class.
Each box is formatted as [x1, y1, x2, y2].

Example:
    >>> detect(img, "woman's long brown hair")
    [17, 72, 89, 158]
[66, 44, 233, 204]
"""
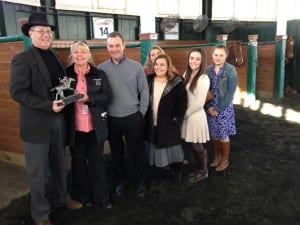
[184, 47, 206, 93]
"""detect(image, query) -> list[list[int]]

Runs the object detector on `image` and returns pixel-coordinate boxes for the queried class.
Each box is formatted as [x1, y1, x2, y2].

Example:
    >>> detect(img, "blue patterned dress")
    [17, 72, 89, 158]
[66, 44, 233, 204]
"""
[207, 70, 236, 139]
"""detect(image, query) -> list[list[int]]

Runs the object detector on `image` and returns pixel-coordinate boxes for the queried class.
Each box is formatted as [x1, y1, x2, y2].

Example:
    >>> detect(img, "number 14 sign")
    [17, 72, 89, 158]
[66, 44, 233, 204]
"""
[93, 17, 114, 39]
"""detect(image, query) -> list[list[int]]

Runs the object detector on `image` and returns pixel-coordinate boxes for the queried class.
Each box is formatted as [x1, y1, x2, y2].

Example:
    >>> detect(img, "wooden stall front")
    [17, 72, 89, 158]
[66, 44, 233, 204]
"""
[0, 39, 276, 165]
[0, 41, 24, 165]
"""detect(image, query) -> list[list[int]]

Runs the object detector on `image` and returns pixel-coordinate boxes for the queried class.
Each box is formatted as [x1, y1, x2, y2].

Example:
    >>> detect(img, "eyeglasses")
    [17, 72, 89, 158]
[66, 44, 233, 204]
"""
[30, 29, 52, 35]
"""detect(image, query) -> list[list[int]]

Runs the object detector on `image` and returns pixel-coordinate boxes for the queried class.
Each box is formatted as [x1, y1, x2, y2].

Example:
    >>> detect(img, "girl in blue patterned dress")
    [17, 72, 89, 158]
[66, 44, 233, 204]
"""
[205, 45, 237, 172]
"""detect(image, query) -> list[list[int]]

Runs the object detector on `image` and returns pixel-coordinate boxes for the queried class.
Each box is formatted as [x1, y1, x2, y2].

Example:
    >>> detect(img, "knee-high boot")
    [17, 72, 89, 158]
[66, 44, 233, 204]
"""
[215, 141, 230, 172]
[210, 139, 222, 167]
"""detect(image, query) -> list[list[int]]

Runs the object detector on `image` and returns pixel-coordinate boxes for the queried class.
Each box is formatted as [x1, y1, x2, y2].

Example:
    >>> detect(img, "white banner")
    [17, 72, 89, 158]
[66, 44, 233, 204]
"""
[164, 23, 179, 40]
[93, 17, 114, 39]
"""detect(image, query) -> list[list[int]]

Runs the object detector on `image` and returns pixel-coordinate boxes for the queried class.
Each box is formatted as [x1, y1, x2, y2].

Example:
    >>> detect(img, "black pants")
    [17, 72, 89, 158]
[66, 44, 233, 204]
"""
[108, 112, 147, 187]
[71, 130, 108, 204]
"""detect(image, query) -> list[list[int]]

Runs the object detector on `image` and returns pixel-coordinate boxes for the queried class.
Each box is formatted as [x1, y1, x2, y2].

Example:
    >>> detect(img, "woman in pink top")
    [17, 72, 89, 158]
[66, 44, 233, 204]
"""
[65, 41, 112, 208]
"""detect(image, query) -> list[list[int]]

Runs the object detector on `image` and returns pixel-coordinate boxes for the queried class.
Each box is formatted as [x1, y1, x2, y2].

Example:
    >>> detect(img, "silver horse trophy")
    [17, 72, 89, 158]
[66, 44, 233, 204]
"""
[50, 76, 83, 106]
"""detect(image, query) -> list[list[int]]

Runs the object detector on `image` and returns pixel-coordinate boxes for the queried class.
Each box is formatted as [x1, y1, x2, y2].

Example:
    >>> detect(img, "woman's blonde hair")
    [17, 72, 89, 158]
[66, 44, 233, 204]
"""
[68, 41, 95, 66]
[144, 45, 165, 73]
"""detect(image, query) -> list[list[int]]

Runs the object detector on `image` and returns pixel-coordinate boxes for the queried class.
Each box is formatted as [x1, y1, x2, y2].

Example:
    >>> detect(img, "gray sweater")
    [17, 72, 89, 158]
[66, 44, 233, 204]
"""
[98, 57, 149, 117]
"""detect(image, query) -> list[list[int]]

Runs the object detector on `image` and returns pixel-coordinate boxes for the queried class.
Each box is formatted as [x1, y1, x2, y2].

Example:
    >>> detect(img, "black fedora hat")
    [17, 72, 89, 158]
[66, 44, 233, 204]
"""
[21, 12, 56, 37]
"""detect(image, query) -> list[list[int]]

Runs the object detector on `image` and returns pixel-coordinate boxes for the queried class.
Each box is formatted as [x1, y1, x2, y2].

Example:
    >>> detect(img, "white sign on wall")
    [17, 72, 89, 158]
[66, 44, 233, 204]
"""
[93, 17, 114, 39]
[164, 23, 179, 40]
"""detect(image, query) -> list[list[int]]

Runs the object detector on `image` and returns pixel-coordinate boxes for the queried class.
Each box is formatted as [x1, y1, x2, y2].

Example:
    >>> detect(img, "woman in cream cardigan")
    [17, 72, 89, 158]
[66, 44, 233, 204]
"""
[181, 47, 210, 182]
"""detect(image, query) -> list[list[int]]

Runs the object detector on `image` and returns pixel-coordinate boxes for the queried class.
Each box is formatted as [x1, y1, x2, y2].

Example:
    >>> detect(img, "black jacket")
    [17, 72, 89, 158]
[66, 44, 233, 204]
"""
[10, 46, 67, 143]
[65, 64, 112, 146]
[145, 74, 187, 148]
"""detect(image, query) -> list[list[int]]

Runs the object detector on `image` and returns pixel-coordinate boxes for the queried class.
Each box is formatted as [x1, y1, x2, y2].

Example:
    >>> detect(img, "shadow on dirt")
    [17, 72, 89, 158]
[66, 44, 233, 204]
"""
[1, 95, 299, 225]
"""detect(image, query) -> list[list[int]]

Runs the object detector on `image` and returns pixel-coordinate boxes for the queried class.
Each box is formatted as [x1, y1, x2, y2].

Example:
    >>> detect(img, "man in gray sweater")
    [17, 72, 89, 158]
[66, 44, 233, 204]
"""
[98, 32, 149, 198]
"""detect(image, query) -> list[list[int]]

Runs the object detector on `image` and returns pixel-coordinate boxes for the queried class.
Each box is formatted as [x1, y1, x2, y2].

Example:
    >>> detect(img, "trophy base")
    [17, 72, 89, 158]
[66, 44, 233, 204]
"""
[61, 93, 84, 106]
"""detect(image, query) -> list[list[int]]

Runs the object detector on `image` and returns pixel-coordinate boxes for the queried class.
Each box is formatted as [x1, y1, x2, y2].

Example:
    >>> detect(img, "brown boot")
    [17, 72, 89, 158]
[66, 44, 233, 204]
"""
[216, 141, 230, 172]
[210, 139, 222, 167]
[35, 220, 53, 225]
[65, 199, 83, 210]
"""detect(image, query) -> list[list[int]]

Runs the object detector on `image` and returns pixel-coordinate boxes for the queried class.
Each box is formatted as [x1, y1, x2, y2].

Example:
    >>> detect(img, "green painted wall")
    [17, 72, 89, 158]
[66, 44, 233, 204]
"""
[57, 11, 88, 40]
[0, 2, 138, 40]
[1, 1, 299, 95]
[0, 1, 279, 43]
[247, 40, 258, 98]
[0, 2, 34, 36]
[274, 39, 286, 98]
[287, 20, 300, 92]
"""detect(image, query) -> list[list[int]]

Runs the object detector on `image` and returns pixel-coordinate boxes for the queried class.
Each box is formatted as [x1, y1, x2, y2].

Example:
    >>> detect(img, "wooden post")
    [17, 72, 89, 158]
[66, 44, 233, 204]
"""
[139, 33, 158, 65]
[274, 35, 287, 98]
[216, 34, 228, 46]
[247, 34, 258, 102]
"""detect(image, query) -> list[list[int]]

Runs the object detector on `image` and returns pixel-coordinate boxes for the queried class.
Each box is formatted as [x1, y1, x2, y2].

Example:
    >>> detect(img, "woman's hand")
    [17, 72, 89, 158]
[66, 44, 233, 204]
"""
[207, 107, 219, 117]
[77, 93, 89, 103]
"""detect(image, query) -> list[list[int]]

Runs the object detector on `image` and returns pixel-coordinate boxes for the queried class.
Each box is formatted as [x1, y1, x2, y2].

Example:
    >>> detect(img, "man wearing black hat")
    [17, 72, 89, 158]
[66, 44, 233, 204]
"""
[9, 12, 82, 225]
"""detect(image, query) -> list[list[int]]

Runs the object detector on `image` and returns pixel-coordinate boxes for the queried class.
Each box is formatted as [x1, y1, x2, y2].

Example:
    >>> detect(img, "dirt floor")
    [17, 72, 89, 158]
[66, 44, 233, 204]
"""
[0, 94, 299, 225]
